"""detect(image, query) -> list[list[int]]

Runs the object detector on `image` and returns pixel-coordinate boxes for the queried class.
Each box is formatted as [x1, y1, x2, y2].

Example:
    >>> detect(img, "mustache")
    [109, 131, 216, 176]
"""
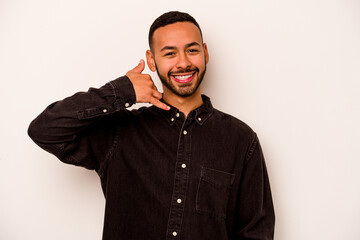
[168, 67, 199, 77]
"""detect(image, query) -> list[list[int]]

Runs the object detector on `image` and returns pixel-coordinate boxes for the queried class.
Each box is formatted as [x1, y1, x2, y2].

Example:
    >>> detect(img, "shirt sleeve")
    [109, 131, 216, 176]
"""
[233, 134, 275, 240]
[28, 75, 136, 172]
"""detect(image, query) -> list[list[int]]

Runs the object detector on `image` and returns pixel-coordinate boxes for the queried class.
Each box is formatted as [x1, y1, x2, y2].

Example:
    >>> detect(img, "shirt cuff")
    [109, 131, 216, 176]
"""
[109, 75, 136, 109]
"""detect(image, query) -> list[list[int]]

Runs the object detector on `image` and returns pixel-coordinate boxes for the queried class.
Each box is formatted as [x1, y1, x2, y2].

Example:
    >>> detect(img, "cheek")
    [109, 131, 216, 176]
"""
[156, 59, 176, 74]
[190, 55, 206, 68]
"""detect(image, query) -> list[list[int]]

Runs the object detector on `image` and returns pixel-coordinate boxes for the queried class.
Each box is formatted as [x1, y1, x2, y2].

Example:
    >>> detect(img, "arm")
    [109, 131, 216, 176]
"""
[28, 75, 135, 171]
[28, 60, 169, 171]
[233, 134, 275, 240]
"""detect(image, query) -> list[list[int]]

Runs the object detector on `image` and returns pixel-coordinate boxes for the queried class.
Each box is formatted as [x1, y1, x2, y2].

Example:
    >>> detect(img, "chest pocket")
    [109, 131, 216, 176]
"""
[196, 166, 235, 219]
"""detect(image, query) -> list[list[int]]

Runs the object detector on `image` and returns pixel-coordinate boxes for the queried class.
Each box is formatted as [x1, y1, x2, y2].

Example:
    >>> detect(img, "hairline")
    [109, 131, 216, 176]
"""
[149, 21, 204, 52]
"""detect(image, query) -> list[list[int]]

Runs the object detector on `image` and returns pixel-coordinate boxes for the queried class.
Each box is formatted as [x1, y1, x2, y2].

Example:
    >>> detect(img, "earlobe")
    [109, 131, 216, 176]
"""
[203, 43, 209, 64]
[146, 50, 156, 72]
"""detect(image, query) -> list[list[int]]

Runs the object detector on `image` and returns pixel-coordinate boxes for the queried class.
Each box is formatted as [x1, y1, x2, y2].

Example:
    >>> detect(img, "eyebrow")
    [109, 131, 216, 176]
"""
[160, 42, 201, 52]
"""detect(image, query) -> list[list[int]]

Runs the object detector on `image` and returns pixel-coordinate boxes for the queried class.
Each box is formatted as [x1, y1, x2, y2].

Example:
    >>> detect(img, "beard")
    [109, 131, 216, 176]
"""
[156, 64, 207, 98]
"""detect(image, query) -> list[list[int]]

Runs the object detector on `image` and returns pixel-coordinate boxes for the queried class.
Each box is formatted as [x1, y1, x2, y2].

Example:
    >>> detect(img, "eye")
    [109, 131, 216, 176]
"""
[164, 52, 175, 56]
[188, 49, 199, 54]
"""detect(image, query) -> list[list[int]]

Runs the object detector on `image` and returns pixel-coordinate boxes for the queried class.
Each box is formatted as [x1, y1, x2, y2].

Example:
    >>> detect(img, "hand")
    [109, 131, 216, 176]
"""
[126, 59, 170, 111]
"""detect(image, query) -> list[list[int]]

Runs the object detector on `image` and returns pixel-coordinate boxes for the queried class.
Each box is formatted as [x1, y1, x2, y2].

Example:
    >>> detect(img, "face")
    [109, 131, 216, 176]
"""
[146, 22, 209, 98]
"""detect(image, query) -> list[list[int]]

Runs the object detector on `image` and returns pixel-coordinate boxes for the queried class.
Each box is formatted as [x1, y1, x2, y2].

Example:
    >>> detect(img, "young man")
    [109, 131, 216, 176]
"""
[28, 11, 275, 240]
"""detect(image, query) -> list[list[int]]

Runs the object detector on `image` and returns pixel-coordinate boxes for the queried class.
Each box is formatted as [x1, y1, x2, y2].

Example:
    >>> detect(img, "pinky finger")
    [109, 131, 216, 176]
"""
[150, 97, 171, 111]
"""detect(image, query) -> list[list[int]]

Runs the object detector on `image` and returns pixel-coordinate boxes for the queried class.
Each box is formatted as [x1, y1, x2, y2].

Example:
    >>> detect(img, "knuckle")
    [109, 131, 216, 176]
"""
[154, 91, 161, 98]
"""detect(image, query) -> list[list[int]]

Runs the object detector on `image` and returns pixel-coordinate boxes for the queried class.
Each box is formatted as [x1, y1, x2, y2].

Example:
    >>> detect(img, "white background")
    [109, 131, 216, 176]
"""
[1, 0, 360, 239]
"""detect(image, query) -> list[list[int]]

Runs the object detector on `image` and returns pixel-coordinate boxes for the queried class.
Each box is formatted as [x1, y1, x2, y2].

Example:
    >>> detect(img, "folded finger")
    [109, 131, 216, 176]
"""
[150, 97, 170, 111]
[152, 90, 163, 100]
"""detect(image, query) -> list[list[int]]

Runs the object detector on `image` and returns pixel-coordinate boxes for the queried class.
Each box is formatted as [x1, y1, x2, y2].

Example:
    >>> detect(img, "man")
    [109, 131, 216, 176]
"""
[28, 11, 275, 240]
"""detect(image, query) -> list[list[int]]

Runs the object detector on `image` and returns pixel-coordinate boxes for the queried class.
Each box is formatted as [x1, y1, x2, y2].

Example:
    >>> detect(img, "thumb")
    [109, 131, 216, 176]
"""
[130, 59, 145, 73]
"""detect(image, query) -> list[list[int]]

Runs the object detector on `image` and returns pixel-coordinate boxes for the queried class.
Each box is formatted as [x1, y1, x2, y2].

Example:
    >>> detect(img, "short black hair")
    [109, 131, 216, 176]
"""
[148, 11, 203, 49]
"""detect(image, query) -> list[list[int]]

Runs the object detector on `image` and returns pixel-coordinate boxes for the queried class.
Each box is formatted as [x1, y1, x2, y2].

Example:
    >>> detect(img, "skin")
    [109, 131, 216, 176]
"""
[126, 21, 209, 117]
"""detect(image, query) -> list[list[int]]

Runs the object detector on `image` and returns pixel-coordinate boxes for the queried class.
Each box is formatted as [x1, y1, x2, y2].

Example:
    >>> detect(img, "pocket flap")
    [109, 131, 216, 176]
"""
[200, 167, 235, 187]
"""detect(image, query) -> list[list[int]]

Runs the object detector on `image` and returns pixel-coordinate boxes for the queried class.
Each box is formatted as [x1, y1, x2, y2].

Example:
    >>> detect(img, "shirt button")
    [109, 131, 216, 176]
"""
[176, 113, 180, 117]
[172, 231, 177, 236]
[183, 130, 187, 135]
[177, 198, 182, 204]
[171, 118, 175, 122]
[181, 163, 186, 169]
[198, 117, 202, 121]
[102, 109, 108, 113]
[125, 102, 130, 108]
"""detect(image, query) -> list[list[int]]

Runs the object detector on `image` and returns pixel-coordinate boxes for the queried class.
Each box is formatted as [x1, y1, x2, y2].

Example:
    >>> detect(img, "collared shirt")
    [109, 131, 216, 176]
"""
[28, 76, 275, 240]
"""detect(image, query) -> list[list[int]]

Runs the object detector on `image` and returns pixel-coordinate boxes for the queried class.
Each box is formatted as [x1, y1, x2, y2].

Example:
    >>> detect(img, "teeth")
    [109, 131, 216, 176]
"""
[174, 74, 192, 80]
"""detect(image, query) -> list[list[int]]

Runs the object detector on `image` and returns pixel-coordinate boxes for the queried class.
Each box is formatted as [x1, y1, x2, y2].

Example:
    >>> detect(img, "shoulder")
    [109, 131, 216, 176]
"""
[211, 108, 254, 131]
[210, 108, 257, 140]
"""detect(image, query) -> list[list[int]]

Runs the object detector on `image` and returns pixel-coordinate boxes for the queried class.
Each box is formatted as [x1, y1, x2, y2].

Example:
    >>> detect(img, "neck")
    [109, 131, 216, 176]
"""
[163, 88, 203, 118]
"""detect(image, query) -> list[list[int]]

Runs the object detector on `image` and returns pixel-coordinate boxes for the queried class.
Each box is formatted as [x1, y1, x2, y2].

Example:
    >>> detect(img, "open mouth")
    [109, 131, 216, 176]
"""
[171, 73, 195, 83]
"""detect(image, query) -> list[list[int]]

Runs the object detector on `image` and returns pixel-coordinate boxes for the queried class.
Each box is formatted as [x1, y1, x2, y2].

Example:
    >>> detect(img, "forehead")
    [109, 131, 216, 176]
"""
[152, 22, 202, 50]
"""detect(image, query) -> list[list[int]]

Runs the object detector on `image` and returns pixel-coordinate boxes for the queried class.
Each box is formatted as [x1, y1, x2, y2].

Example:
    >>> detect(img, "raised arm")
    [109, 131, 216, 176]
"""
[28, 60, 169, 171]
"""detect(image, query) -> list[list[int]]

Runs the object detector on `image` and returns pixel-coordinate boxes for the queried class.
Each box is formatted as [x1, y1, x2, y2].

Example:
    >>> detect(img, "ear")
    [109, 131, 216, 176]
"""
[203, 43, 209, 64]
[146, 50, 156, 72]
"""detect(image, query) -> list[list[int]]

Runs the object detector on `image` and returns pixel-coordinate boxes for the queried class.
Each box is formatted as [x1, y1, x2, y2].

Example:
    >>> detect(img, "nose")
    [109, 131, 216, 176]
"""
[175, 52, 191, 70]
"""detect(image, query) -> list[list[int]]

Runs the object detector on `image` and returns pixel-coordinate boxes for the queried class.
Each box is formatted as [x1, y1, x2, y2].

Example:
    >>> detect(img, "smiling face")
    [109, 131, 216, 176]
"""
[146, 21, 209, 98]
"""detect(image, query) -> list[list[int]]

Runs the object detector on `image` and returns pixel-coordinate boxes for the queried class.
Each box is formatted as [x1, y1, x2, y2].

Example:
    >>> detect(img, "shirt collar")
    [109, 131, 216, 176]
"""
[154, 95, 214, 126]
